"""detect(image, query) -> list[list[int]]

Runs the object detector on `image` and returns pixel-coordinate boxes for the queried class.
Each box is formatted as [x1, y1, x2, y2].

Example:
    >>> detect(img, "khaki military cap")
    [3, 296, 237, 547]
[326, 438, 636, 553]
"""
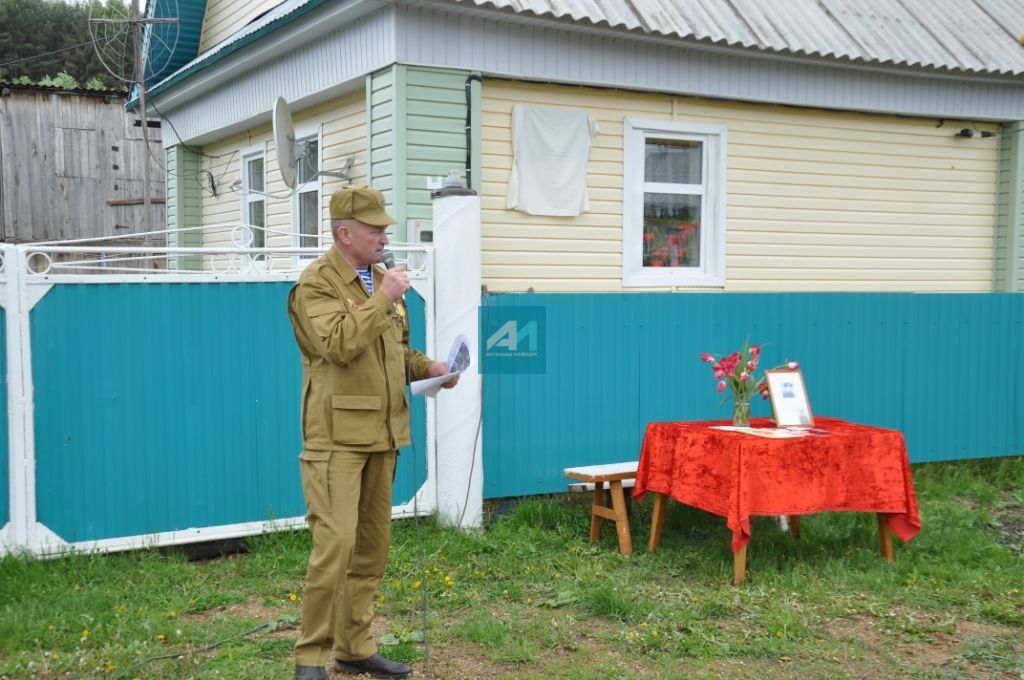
[329, 185, 397, 226]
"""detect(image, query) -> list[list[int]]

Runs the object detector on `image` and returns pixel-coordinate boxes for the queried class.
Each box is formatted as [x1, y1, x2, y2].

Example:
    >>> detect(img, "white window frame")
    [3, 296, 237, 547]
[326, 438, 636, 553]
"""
[292, 122, 323, 261]
[240, 143, 266, 248]
[622, 117, 727, 288]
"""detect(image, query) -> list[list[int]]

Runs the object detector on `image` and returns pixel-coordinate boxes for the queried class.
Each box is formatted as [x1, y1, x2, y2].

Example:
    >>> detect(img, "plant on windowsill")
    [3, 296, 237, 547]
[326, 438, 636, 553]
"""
[643, 219, 699, 267]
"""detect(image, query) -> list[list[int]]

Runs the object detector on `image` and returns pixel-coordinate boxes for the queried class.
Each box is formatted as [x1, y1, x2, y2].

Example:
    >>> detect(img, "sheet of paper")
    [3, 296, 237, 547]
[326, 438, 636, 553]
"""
[410, 333, 471, 397]
[410, 372, 457, 397]
[708, 426, 807, 439]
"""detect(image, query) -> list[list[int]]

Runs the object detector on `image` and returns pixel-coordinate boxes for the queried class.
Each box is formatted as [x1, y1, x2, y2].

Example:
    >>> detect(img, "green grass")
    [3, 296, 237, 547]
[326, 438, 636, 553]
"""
[2, 457, 1023, 679]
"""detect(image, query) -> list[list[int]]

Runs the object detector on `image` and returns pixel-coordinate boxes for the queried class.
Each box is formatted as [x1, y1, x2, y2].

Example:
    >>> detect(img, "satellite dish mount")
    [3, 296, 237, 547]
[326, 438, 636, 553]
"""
[273, 96, 354, 190]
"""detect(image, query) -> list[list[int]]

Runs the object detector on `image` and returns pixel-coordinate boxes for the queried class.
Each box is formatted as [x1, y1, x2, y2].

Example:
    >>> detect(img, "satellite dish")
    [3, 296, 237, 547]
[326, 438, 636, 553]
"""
[273, 96, 297, 189]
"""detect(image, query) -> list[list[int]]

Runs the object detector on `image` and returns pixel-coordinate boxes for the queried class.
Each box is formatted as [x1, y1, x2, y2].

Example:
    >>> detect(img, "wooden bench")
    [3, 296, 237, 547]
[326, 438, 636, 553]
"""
[564, 461, 639, 555]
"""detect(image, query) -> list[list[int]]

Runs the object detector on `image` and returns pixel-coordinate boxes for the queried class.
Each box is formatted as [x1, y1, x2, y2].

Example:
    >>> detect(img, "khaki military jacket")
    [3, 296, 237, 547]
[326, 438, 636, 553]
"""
[288, 247, 434, 452]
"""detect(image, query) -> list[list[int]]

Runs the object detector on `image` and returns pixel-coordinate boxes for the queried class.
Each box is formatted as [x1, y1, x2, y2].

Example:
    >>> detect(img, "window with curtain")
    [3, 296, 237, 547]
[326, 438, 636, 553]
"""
[622, 118, 727, 287]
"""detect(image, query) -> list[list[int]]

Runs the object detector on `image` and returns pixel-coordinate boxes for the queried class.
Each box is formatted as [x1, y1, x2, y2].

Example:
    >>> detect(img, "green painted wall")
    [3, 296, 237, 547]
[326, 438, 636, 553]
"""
[368, 65, 403, 235]
[994, 121, 1023, 292]
[165, 145, 203, 270]
[368, 65, 479, 240]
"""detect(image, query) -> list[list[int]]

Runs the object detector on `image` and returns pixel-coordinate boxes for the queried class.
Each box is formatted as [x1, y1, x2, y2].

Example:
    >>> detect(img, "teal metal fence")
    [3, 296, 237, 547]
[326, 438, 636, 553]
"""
[396, 291, 429, 505]
[30, 282, 428, 544]
[481, 293, 1024, 499]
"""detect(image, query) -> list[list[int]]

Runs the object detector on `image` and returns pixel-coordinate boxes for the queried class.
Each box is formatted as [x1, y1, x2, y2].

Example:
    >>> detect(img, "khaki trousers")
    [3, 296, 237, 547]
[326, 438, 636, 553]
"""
[294, 449, 395, 667]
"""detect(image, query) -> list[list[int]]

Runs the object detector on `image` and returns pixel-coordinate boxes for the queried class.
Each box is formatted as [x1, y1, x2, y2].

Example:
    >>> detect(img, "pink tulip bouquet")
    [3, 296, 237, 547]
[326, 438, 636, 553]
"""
[700, 342, 800, 425]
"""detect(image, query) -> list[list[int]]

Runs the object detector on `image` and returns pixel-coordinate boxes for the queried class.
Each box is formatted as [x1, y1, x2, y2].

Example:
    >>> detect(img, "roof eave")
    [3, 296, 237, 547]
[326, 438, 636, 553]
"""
[137, 0, 383, 109]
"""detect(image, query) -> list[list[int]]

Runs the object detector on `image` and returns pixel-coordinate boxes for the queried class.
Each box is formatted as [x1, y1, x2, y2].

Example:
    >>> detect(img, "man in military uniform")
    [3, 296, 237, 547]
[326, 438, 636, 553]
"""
[289, 185, 458, 680]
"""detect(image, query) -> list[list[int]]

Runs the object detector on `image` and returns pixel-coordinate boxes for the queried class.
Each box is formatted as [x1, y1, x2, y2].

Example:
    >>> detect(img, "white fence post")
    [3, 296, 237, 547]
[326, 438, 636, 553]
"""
[2, 246, 33, 554]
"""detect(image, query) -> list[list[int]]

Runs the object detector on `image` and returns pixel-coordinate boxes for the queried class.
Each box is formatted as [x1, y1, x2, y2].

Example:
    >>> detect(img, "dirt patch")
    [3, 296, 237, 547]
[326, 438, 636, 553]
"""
[992, 503, 1024, 555]
[183, 599, 286, 623]
[828, 612, 1022, 678]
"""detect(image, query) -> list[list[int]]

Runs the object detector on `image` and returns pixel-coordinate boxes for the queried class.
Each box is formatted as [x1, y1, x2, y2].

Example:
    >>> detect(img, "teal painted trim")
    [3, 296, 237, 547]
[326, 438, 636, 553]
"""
[136, 0, 336, 107]
[394, 290, 428, 504]
[0, 310, 7, 529]
[30, 282, 431, 542]
[481, 292, 1024, 499]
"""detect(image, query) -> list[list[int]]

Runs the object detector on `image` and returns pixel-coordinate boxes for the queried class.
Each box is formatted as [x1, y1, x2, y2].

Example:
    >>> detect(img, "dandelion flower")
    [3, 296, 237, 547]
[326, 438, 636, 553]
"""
[289, 593, 298, 602]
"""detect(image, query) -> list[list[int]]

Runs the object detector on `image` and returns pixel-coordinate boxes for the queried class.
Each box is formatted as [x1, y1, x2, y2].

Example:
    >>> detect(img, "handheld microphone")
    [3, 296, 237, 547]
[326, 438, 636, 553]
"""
[381, 249, 406, 303]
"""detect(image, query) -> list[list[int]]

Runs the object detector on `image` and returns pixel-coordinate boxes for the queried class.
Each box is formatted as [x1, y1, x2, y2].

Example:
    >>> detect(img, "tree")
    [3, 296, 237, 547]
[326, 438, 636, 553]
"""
[0, 0, 129, 90]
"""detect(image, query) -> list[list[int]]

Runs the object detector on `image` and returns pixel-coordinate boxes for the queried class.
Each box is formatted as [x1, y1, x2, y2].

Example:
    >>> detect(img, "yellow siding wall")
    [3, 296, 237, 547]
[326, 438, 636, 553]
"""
[199, 0, 280, 52]
[200, 90, 367, 254]
[481, 80, 999, 293]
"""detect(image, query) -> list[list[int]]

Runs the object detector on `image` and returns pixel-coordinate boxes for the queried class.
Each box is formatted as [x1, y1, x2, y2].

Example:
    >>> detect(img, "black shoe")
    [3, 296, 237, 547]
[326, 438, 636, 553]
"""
[294, 665, 329, 680]
[334, 653, 412, 679]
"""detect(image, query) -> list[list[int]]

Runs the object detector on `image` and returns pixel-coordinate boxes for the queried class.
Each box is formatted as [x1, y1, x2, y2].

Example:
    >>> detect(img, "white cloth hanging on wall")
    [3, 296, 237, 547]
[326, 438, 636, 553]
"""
[506, 105, 599, 216]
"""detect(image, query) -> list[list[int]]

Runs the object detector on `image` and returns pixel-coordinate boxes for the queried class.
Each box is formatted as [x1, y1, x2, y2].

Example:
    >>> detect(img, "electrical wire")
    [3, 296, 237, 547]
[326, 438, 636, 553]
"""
[148, 98, 226, 160]
[0, 39, 106, 69]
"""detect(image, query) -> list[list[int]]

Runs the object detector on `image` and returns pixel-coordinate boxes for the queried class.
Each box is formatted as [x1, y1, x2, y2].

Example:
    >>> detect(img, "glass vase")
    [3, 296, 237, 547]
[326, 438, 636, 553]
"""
[732, 398, 751, 427]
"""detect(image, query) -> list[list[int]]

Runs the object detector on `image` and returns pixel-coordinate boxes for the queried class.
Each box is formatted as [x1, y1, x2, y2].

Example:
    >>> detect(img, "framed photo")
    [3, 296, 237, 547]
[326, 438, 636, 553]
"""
[765, 369, 814, 427]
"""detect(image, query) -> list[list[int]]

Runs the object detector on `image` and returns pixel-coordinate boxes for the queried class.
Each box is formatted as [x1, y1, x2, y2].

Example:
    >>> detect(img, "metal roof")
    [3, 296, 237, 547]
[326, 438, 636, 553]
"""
[459, 0, 1024, 77]
[143, 0, 1024, 105]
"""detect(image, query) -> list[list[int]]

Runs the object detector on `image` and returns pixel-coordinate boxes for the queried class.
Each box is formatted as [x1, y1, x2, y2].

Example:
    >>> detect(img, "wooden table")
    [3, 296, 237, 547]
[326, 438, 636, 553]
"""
[633, 417, 921, 584]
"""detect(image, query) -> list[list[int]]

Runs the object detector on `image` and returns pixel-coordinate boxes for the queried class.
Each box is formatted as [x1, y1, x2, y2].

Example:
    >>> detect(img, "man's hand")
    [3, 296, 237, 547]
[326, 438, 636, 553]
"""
[379, 267, 410, 301]
[428, 361, 460, 389]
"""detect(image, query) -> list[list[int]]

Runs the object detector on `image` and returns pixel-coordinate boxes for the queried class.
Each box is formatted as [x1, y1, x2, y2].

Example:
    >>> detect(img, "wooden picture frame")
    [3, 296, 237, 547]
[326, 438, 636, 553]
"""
[765, 368, 814, 427]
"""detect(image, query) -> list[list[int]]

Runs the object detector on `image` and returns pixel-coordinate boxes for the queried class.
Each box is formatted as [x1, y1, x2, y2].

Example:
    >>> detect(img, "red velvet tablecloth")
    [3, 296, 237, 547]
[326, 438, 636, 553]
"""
[633, 417, 921, 552]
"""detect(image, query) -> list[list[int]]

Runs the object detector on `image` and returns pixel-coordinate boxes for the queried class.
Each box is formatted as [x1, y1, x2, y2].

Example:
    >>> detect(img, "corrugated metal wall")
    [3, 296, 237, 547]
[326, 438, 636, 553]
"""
[31, 282, 302, 542]
[481, 292, 1024, 499]
[27, 282, 427, 544]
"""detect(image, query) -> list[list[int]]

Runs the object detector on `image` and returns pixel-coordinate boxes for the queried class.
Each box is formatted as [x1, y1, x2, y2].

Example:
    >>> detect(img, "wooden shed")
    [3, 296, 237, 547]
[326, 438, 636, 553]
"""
[0, 84, 165, 244]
